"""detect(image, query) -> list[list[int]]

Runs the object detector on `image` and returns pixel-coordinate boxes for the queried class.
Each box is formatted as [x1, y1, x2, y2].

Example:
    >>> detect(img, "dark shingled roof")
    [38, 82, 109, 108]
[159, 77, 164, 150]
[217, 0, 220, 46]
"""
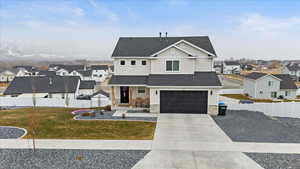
[224, 61, 240, 66]
[4, 76, 80, 95]
[112, 36, 216, 57]
[109, 72, 222, 87]
[79, 80, 96, 89]
[37, 70, 56, 77]
[273, 74, 298, 89]
[109, 75, 148, 85]
[109, 65, 114, 71]
[60, 65, 85, 72]
[90, 65, 109, 70]
[147, 72, 222, 86]
[286, 63, 300, 71]
[91, 90, 110, 97]
[77, 70, 92, 77]
[244, 72, 267, 80]
[245, 72, 297, 90]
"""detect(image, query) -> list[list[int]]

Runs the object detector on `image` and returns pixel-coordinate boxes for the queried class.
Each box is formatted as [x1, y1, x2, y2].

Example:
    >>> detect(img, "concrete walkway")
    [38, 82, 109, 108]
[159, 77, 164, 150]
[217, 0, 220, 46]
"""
[133, 114, 264, 169]
[0, 139, 152, 150]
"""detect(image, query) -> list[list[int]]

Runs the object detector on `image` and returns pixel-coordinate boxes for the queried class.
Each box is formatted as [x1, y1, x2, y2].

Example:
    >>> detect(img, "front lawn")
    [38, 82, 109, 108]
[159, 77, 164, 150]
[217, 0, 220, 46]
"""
[0, 107, 156, 140]
[221, 94, 300, 103]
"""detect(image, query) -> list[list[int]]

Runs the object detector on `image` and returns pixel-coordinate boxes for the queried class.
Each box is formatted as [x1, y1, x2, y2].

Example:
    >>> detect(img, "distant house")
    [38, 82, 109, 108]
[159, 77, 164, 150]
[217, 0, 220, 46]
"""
[243, 72, 298, 99]
[283, 63, 300, 82]
[0, 69, 18, 82]
[223, 61, 241, 74]
[78, 80, 96, 95]
[90, 65, 109, 82]
[241, 64, 254, 71]
[77, 70, 93, 81]
[213, 64, 223, 74]
[109, 65, 114, 74]
[3, 76, 80, 99]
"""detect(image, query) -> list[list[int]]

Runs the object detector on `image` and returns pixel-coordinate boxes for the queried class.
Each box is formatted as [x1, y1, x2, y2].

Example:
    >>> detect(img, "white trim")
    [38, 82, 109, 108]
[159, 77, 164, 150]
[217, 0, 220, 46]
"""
[0, 126, 27, 139]
[148, 86, 223, 89]
[151, 39, 216, 57]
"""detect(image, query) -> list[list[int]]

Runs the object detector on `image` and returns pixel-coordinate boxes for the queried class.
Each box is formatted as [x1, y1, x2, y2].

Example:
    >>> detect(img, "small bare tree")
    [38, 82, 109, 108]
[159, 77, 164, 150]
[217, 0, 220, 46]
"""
[29, 77, 38, 152]
[64, 76, 70, 107]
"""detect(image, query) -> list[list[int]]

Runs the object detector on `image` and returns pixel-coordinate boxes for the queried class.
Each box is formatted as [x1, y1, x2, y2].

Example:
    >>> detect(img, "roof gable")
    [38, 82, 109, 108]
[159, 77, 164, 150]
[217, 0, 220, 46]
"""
[112, 36, 216, 57]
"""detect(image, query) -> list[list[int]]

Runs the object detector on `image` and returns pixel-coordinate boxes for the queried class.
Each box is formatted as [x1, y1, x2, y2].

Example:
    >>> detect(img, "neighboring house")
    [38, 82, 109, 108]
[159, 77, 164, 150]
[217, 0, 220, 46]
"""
[109, 65, 114, 74]
[108, 36, 222, 114]
[4, 76, 80, 99]
[0, 69, 18, 82]
[78, 80, 96, 95]
[55, 68, 69, 76]
[243, 72, 298, 99]
[77, 70, 93, 81]
[223, 61, 241, 74]
[36, 70, 56, 77]
[90, 65, 109, 82]
[283, 63, 300, 81]
[213, 64, 223, 74]
[241, 64, 254, 71]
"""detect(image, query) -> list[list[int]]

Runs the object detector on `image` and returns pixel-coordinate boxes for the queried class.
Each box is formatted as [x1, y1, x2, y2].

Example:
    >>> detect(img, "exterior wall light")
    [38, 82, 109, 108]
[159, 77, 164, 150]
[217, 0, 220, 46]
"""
[210, 90, 213, 95]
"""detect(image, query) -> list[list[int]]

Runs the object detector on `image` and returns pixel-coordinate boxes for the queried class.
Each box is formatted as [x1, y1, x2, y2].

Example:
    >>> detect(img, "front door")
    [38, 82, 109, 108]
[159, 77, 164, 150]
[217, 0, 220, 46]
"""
[120, 86, 129, 103]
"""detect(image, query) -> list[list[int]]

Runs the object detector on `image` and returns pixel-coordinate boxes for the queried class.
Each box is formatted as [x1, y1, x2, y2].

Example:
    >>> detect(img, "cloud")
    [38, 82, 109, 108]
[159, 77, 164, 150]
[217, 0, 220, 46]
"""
[71, 7, 85, 17]
[87, 0, 119, 22]
[237, 13, 300, 38]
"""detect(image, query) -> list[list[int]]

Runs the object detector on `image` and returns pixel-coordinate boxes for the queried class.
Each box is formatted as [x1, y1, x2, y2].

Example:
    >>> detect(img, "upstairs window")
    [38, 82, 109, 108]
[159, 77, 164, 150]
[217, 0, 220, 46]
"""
[268, 81, 274, 87]
[142, 60, 147, 65]
[166, 60, 179, 71]
[120, 60, 125, 65]
[131, 60, 136, 65]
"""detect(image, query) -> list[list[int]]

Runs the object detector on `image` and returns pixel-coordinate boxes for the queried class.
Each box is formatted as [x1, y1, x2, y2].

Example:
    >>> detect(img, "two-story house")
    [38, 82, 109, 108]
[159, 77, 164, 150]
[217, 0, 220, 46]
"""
[283, 62, 300, 81]
[108, 36, 222, 114]
[222, 61, 241, 74]
[243, 72, 298, 99]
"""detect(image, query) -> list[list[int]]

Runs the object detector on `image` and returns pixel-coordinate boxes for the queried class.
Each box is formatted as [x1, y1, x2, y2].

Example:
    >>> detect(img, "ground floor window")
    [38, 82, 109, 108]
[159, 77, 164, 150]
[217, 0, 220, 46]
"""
[271, 92, 277, 98]
[285, 91, 289, 96]
[138, 87, 145, 94]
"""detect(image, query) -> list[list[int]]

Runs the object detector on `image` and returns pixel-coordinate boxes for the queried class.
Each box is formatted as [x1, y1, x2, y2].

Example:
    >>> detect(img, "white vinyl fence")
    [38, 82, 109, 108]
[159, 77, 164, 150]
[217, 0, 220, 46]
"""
[227, 102, 300, 118]
[219, 89, 243, 94]
[0, 97, 111, 108]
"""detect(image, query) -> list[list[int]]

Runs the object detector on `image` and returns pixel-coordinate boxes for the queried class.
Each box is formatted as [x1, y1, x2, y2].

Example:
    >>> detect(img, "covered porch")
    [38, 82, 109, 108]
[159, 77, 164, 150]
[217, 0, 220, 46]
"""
[111, 86, 150, 108]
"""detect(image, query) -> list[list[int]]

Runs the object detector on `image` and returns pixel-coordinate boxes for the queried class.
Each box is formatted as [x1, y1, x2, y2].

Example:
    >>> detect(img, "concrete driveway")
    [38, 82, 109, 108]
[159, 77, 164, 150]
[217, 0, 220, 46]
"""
[133, 114, 263, 169]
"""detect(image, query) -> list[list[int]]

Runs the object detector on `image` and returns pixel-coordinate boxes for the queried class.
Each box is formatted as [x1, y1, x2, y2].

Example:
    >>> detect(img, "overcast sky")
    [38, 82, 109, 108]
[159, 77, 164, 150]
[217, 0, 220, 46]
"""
[1, 0, 300, 60]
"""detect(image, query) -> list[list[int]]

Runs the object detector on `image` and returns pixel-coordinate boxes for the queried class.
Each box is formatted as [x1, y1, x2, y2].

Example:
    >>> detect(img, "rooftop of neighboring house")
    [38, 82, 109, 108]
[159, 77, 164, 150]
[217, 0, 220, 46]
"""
[0, 68, 19, 75]
[224, 61, 240, 66]
[37, 70, 57, 77]
[77, 70, 92, 77]
[13, 65, 36, 71]
[244, 72, 298, 89]
[286, 62, 300, 71]
[112, 36, 216, 57]
[60, 65, 85, 72]
[79, 80, 96, 90]
[4, 76, 80, 95]
[90, 65, 109, 70]
[109, 65, 114, 71]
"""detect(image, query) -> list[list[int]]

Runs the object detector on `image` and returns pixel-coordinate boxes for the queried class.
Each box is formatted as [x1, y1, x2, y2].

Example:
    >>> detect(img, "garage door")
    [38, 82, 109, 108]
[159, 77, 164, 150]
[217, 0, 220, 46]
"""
[160, 91, 208, 114]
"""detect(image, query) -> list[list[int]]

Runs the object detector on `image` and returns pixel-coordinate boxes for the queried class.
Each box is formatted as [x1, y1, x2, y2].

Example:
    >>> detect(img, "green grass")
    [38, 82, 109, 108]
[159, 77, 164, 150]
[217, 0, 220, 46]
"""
[221, 94, 300, 103]
[0, 107, 156, 140]
[297, 95, 300, 99]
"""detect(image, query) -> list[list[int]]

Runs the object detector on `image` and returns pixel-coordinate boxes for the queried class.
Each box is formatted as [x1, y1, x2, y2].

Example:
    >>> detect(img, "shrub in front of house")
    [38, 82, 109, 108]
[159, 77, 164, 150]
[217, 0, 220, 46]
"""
[81, 112, 92, 117]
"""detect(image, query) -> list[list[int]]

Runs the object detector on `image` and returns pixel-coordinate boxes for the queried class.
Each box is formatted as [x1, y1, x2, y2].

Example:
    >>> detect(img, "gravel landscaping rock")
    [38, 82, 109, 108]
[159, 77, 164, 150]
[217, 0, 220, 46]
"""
[75, 111, 157, 122]
[0, 127, 26, 139]
[245, 153, 300, 169]
[0, 149, 149, 169]
[212, 110, 300, 143]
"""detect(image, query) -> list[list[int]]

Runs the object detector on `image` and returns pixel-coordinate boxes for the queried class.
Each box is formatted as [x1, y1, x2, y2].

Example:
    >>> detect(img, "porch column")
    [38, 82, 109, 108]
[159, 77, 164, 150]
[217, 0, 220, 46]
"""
[129, 87, 133, 107]
[111, 86, 116, 106]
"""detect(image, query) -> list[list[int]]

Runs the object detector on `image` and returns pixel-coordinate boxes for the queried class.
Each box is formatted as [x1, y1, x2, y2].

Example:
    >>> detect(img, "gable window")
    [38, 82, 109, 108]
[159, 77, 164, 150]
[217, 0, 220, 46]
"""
[166, 60, 179, 71]
[268, 81, 274, 87]
[120, 60, 125, 65]
[142, 60, 147, 65]
[131, 60, 136, 65]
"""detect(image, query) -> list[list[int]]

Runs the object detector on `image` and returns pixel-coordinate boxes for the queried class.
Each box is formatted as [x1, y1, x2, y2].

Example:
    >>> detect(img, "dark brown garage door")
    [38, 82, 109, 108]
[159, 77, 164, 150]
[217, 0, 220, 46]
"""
[160, 91, 208, 114]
